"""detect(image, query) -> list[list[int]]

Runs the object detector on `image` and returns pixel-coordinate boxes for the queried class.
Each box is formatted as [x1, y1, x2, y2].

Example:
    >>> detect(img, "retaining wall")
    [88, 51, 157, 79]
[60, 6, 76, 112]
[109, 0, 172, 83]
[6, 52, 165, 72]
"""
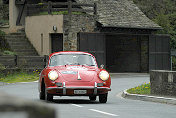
[150, 70, 176, 96]
[0, 55, 48, 69]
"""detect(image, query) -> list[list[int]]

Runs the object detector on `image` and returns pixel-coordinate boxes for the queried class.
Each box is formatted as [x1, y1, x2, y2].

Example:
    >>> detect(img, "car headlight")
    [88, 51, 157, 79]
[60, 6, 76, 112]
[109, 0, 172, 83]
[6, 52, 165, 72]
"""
[48, 71, 58, 81]
[99, 70, 109, 81]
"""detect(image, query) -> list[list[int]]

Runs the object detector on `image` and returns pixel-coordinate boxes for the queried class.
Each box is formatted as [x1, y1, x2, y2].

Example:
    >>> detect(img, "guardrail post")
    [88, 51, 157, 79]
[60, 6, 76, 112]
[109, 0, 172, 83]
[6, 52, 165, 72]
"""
[94, 3, 97, 16]
[26, 4, 29, 16]
[68, 0, 72, 15]
[15, 55, 18, 67]
[68, 0, 72, 28]
[48, 1, 52, 14]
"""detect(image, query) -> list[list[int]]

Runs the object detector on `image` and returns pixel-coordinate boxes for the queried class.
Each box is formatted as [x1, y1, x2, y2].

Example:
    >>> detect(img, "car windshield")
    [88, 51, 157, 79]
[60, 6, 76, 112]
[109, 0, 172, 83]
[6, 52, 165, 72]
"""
[49, 54, 97, 67]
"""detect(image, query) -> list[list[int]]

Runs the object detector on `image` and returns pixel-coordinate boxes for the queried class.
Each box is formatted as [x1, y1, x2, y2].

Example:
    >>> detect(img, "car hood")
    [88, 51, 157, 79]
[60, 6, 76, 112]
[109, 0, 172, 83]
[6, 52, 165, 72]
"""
[55, 65, 98, 82]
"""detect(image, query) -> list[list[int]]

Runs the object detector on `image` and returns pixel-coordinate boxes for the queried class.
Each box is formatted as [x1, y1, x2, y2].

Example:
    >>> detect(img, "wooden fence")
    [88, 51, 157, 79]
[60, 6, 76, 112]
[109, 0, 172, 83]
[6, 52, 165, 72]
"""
[26, 1, 97, 16]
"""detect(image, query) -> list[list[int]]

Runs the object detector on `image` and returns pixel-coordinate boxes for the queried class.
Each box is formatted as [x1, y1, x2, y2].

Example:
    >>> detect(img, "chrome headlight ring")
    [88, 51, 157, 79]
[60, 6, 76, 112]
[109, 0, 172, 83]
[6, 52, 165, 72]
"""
[99, 70, 109, 81]
[48, 71, 58, 81]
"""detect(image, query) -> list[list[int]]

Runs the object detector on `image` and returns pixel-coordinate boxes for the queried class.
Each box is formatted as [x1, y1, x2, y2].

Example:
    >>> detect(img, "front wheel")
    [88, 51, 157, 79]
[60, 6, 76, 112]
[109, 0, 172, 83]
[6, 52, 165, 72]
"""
[39, 81, 45, 100]
[39, 91, 45, 100]
[99, 93, 108, 103]
[45, 91, 53, 102]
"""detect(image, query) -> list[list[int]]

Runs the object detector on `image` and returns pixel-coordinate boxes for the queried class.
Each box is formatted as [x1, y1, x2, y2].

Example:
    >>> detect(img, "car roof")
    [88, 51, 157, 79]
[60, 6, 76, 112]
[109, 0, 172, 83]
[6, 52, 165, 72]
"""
[49, 51, 94, 57]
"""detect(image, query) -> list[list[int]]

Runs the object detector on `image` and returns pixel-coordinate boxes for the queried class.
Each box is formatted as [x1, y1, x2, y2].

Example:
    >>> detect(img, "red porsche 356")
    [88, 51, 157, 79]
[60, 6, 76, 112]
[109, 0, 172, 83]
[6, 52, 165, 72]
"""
[39, 51, 111, 103]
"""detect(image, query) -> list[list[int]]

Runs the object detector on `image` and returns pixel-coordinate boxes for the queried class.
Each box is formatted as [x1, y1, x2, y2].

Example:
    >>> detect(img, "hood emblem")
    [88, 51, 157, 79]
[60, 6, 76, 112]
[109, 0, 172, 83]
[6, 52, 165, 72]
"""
[77, 71, 81, 80]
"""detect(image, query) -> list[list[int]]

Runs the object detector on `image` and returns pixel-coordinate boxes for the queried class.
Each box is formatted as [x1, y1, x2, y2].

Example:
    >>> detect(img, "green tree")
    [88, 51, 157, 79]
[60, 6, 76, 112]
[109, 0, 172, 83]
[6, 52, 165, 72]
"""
[133, 0, 176, 49]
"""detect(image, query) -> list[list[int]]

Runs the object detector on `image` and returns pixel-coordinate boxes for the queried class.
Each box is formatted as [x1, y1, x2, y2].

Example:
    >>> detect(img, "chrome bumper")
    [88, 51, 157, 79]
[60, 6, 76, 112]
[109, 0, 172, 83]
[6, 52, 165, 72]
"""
[46, 82, 111, 95]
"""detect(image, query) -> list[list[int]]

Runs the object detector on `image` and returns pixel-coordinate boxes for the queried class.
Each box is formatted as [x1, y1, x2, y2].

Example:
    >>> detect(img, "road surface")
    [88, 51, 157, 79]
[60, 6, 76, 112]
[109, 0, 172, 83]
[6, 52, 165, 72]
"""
[0, 73, 176, 118]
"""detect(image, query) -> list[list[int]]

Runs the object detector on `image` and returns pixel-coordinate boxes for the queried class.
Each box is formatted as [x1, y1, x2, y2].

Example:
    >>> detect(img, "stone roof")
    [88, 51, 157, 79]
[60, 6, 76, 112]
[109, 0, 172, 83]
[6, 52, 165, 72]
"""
[75, 0, 161, 29]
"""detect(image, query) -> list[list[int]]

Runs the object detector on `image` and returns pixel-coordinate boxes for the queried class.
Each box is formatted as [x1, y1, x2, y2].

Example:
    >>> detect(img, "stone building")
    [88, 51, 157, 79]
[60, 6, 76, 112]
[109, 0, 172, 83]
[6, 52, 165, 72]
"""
[5, 0, 171, 72]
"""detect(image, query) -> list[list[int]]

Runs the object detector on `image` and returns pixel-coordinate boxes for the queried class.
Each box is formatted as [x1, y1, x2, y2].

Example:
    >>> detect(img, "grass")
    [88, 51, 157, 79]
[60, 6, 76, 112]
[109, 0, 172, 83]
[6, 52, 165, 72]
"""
[2, 50, 16, 55]
[0, 70, 40, 83]
[0, 49, 17, 56]
[127, 82, 151, 95]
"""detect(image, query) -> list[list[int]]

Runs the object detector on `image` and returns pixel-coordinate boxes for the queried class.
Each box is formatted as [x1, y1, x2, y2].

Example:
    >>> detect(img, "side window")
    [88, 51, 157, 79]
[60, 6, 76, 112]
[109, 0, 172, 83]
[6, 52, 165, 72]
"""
[49, 56, 57, 66]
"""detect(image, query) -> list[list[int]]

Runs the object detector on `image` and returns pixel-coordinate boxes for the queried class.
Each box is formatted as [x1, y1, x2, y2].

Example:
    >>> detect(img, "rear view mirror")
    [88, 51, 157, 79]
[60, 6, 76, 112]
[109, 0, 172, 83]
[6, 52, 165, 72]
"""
[100, 64, 104, 69]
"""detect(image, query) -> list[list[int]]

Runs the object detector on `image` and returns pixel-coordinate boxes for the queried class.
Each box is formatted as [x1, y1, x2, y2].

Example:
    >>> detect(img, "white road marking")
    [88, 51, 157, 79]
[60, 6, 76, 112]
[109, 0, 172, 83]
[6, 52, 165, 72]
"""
[71, 104, 84, 108]
[89, 109, 119, 117]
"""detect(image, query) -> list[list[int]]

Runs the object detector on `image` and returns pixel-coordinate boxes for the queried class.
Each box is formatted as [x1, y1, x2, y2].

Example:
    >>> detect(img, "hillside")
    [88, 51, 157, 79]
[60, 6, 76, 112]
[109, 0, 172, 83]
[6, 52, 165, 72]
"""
[133, 0, 176, 49]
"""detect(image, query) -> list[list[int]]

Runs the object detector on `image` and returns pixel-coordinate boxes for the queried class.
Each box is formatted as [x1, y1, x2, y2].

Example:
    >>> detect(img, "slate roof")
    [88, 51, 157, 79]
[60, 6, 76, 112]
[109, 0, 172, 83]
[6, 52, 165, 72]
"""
[75, 0, 161, 29]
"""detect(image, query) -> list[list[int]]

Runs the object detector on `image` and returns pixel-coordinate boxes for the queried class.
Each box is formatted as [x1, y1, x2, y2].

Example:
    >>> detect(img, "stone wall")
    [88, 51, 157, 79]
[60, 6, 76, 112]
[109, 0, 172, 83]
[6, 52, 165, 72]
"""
[63, 14, 96, 51]
[150, 70, 176, 96]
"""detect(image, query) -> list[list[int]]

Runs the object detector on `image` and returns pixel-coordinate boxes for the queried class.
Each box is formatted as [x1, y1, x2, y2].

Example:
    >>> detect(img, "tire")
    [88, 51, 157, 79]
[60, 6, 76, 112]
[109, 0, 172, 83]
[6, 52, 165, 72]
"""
[39, 91, 45, 100]
[99, 93, 108, 103]
[89, 95, 96, 101]
[39, 80, 46, 100]
[46, 92, 53, 102]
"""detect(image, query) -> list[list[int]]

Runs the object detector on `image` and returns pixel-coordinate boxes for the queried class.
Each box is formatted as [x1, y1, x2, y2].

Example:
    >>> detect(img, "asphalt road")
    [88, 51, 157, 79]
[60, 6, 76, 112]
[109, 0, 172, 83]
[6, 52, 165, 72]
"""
[0, 73, 176, 118]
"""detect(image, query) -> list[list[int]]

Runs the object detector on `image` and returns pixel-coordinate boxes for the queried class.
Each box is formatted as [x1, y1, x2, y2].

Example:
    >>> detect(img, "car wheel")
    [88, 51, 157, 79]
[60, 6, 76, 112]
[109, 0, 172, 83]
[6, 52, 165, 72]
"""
[89, 95, 96, 101]
[39, 91, 45, 100]
[40, 81, 46, 100]
[99, 93, 108, 103]
[46, 92, 53, 102]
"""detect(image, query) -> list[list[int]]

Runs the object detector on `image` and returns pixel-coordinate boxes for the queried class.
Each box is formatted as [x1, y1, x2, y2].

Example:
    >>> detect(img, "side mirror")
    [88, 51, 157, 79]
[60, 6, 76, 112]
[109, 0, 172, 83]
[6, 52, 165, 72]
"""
[100, 64, 104, 69]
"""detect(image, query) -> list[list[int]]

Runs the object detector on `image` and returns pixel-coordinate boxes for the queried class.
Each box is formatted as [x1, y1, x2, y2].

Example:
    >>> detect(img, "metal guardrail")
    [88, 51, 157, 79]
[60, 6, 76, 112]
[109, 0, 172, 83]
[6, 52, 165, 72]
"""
[26, 1, 97, 16]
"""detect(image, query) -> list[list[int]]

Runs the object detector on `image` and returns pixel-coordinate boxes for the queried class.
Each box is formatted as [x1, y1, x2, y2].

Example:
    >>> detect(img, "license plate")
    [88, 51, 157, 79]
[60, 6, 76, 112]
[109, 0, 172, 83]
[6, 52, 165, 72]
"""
[74, 90, 87, 94]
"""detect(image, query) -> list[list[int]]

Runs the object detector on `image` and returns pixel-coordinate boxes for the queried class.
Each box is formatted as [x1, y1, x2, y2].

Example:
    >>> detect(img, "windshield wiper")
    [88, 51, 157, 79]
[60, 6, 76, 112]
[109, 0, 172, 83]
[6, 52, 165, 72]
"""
[83, 64, 96, 66]
[68, 63, 81, 65]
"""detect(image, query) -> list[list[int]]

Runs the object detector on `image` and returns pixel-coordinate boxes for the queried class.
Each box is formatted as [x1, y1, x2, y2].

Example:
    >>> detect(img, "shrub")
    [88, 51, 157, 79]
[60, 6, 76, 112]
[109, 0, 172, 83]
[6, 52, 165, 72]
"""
[3, 50, 16, 55]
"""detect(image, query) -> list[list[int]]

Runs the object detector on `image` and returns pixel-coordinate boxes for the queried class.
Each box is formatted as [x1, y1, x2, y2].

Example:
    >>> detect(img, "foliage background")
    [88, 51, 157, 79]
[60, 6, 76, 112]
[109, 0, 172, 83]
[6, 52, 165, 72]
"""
[133, 0, 176, 49]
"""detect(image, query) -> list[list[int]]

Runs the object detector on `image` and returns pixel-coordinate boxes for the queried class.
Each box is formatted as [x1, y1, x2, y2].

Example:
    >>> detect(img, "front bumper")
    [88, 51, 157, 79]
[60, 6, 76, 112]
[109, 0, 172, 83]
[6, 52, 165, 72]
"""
[46, 82, 111, 96]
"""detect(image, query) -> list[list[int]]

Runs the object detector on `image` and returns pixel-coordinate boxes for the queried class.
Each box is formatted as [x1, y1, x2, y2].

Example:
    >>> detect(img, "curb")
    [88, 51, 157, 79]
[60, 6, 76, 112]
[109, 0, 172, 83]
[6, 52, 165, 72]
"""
[122, 90, 176, 105]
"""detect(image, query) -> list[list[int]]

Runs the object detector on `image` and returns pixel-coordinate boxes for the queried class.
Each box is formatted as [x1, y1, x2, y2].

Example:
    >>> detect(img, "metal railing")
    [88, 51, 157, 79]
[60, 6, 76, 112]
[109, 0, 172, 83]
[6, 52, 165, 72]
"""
[26, 1, 97, 16]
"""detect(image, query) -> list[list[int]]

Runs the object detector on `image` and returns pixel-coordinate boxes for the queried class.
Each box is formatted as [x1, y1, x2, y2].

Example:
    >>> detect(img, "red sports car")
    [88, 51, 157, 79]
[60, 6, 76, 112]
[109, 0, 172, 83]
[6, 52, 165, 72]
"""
[39, 51, 111, 103]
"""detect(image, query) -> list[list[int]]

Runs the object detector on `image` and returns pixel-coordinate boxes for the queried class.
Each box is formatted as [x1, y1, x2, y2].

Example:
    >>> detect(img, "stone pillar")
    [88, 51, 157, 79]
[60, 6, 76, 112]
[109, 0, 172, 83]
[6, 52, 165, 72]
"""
[63, 14, 96, 51]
